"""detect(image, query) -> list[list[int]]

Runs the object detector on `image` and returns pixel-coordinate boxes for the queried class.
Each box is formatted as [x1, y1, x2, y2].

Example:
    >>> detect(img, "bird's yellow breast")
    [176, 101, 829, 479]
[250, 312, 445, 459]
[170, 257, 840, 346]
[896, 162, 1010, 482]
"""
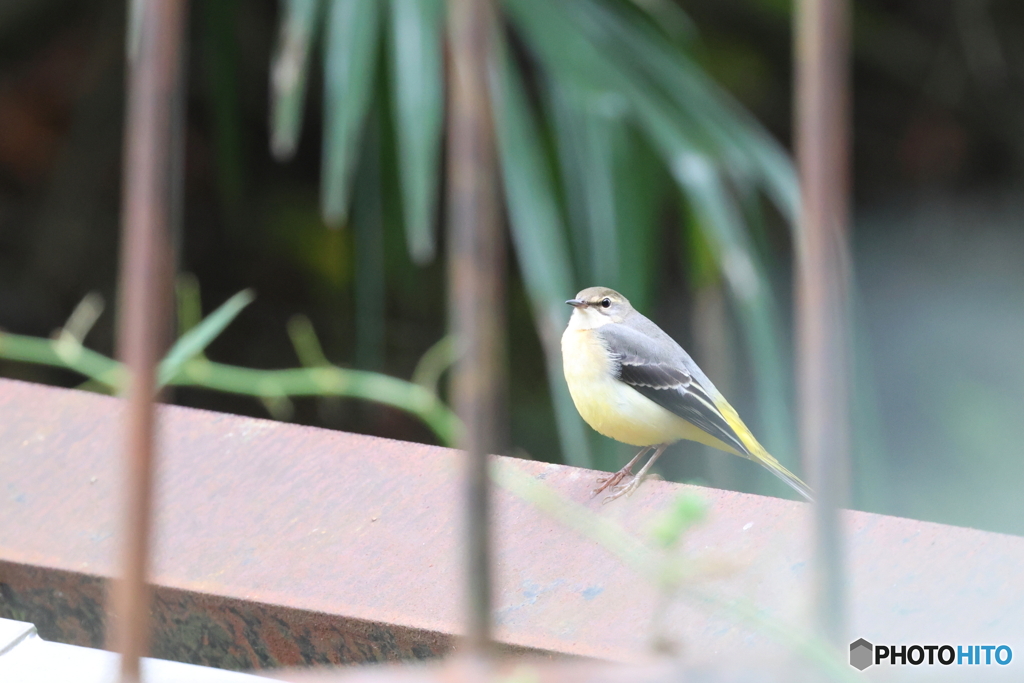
[561, 327, 721, 448]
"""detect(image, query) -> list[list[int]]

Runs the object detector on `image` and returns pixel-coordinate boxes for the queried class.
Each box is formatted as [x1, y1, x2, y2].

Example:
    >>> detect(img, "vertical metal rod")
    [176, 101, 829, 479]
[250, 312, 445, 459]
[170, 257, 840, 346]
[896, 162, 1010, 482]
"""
[446, 0, 503, 656]
[795, 0, 851, 649]
[109, 1, 188, 681]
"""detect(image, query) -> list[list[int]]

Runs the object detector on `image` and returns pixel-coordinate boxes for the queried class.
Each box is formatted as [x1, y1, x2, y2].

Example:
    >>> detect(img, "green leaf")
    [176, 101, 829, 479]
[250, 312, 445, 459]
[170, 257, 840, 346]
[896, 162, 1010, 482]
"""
[573, 0, 800, 226]
[202, 0, 246, 209]
[546, 79, 665, 315]
[549, 85, 621, 290]
[287, 314, 331, 367]
[491, 45, 593, 470]
[412, 334, 458, 394]
[159, 289, 256, 386]
[388, 0, 444, 263]
[610, 122, 666, 315]
[503, 0, 617, 98]
[514, 0, 797, 227]
[624, 0, 697, 44]
[352, 110, 386, 370]
[60, 292, 105, 346]
[673, 154, 797, 472]
[175, 272, 204, 337]
[321, 0, 381, 226]
[545, 83, 591, 282]
[270, 0, 324, 160]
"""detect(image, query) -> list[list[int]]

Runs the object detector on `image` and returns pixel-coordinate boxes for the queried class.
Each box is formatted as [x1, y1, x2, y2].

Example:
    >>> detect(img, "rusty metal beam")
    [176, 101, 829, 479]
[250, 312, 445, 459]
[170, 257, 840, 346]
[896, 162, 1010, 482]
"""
[1, 379, 1022, 672]
[113, 0, 189, 681]
[794, 0, 852, 650]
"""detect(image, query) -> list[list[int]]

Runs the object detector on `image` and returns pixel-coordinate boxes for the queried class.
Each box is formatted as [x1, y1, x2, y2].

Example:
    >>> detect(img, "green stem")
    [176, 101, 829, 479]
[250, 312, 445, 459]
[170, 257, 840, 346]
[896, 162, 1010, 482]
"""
[170, 359, 461, 445]
[0, 332, 460, 446]
[0, 332, 123, 388]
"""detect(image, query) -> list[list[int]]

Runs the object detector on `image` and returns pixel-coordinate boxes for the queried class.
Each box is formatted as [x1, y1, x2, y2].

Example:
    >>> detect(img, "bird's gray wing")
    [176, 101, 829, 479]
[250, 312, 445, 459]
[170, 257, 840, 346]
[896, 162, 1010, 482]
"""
[597, 322, 747, 454]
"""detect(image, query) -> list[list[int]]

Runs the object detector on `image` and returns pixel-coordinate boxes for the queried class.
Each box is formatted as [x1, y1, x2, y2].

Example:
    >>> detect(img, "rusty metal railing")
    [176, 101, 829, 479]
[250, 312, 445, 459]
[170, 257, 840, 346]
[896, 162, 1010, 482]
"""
[446, 0, 503, 658]
[108, 1, 187, 681]
[4, 377, 1023, 677]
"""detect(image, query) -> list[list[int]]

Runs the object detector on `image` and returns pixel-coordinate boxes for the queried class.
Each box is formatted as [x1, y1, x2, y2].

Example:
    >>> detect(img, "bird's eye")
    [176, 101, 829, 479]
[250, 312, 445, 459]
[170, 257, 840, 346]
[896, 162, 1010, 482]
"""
[601, 298, 611, 308]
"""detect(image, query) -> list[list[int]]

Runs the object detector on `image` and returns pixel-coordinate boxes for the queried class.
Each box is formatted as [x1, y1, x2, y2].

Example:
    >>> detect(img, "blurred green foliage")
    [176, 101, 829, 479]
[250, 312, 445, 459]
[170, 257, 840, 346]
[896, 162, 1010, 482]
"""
[269, 0, 804, 487]
[649, 492, 708, 549]
[0, 283, 460, 444]
[3, 0, 1024, 535]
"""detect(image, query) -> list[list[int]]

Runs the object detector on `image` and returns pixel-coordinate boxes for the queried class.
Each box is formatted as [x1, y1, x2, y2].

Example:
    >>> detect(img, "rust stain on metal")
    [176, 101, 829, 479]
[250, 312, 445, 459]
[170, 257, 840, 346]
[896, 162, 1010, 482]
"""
[1, 378, 1023, 672]
[0, 560, 457, 668]
[0, 563, 106, 648]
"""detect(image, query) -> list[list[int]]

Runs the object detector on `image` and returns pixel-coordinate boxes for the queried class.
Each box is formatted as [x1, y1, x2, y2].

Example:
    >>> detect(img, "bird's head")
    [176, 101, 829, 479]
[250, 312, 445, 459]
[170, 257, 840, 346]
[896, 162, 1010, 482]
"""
[565, 287, 633, 328]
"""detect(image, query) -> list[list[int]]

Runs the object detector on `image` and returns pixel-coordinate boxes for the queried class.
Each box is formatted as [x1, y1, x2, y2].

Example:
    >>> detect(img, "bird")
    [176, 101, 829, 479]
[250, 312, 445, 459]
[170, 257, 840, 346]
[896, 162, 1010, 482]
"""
[561, 286, 813, 504]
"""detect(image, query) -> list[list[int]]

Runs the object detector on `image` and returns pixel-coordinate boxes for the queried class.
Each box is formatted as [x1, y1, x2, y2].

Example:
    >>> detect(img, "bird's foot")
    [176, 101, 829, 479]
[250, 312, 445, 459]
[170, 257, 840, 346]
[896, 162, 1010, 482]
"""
[601, 475, 644, 504]
[591, 468, 632, 498]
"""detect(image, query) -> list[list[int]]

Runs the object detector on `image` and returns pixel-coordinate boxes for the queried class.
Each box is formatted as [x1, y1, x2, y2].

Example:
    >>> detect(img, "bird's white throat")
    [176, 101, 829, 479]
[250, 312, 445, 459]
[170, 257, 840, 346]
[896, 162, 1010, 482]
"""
[567, 306, 614, 331]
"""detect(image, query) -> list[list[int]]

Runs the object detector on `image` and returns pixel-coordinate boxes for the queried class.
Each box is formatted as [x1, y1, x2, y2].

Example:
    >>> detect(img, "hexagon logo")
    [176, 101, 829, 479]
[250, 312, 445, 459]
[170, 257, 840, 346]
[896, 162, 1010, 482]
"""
[850, 638, 873, 670]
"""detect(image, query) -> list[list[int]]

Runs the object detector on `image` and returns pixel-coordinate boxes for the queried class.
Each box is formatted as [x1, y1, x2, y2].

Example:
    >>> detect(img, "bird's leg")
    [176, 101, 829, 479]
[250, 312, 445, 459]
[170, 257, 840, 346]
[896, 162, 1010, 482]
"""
[603, 443, 670, 504]
[591, 446, 651, 498]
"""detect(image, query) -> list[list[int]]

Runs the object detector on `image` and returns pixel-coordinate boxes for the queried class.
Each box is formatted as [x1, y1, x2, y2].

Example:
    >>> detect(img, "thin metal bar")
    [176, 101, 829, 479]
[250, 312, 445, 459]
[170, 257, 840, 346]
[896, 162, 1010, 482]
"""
[795, 0, 851, 649]
[109, 1, 188, 681]
[446, 0, 503, 656]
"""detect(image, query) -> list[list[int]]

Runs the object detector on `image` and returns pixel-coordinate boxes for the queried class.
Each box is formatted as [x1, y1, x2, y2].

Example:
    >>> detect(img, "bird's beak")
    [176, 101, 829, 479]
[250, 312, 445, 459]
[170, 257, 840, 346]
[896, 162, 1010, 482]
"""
[565, 299, 586, 308]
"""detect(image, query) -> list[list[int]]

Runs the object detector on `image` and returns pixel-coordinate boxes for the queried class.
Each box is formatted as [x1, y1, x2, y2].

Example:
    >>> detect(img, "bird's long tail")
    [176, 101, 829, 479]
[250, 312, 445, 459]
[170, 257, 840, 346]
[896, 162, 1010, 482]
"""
[749, 445, 815, 502]
[715, 399, 815, 502]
